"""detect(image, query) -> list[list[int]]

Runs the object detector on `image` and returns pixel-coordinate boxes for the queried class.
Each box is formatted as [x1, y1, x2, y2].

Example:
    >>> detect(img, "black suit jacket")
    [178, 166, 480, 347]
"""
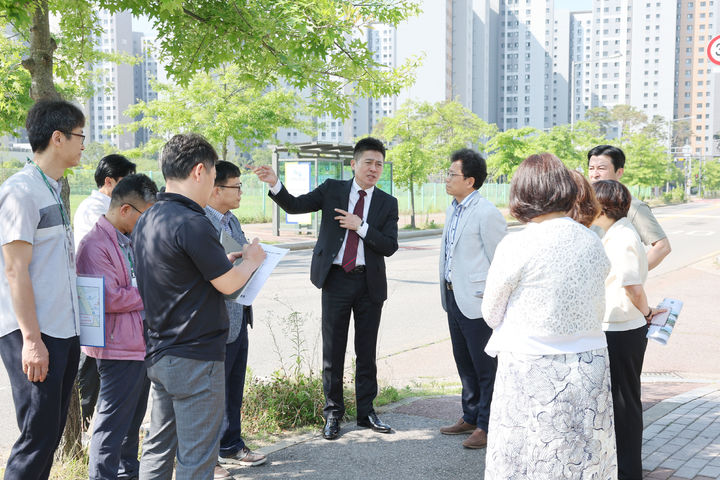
[270, 178, 399, 303]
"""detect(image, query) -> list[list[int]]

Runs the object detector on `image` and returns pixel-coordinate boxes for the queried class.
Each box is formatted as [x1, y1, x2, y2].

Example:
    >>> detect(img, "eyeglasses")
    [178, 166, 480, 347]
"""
[445, 170, 465, 179]
[124, 203, 144, 214]
[67, 132, 86, 144]
[218, 183, 243, 191]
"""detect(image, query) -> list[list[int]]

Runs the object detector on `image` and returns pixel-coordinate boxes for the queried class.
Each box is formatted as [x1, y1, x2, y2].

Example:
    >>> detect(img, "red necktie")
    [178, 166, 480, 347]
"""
[341, 190, 367, 272]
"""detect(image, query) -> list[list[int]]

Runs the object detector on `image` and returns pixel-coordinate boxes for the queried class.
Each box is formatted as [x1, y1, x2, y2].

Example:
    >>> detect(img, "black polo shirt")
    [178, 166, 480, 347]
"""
[133, 192, 233, 365]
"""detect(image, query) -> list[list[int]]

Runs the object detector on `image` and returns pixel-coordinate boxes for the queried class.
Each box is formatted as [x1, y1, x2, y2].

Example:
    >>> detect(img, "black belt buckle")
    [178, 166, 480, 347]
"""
[332, 265, 366, 274]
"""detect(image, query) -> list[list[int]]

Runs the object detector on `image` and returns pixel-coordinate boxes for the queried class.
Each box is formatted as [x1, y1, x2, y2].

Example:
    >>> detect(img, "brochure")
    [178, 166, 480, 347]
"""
[77, 275, 105, 347]
[647, 298, 683, 345]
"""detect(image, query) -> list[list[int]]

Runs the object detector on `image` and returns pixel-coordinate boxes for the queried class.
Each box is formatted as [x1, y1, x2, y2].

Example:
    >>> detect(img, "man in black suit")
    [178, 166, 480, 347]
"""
[254, 137, 399, 440]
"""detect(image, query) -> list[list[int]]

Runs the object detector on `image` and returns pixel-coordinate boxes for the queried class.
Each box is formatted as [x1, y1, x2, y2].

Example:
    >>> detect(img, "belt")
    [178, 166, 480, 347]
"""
[446, 282, 453, 290]
[332, 264, 366, 274]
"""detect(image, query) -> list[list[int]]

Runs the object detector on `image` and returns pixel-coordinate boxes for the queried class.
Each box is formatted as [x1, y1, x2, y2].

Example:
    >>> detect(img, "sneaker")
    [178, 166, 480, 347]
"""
[219, 447, 268, 467]
[439, 418, 476, 435]
[214, 464, 234, 480]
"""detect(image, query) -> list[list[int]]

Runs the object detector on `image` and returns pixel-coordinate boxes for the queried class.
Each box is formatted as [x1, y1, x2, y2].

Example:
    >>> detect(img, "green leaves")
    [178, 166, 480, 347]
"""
[0, 19, 32, 135]
[116, 64, 311, 160]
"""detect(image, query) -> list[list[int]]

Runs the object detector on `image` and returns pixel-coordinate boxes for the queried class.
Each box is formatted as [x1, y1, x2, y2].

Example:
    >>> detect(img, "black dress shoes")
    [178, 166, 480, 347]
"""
[323, 417, 340, 440]
[356, 412, 392, 433]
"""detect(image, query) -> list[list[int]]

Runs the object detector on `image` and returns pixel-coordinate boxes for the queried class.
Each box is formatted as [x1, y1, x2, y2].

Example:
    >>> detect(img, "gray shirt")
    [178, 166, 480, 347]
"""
[628, 196, 666, 246]
[0, 163, 80, 338]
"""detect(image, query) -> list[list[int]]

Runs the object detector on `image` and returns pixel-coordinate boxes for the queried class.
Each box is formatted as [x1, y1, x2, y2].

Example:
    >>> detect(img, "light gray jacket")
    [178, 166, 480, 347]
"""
[439, 192, 507, 319]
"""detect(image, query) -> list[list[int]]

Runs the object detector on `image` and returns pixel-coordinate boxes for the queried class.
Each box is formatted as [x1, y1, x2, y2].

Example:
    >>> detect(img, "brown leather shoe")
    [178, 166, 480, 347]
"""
[439, 418, 476, 435]
[214, 463, 234, 480]
[462, 428, 488, 449]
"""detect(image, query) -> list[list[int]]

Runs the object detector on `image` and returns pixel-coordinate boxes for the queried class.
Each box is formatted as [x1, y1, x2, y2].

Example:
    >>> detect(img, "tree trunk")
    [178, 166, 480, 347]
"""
[23, 0, 84, 462]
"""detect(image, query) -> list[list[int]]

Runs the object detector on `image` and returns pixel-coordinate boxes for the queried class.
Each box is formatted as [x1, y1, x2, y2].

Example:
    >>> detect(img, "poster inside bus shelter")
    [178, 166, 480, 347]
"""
[284, 161, 312, 225]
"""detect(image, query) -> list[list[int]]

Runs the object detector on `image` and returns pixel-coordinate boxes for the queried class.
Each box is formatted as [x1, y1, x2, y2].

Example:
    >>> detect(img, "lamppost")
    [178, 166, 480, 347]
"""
[682, 143, 693, 198]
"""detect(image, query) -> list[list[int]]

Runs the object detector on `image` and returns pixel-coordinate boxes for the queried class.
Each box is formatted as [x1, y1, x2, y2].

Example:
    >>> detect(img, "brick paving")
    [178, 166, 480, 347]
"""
[642, 385, 720, 479]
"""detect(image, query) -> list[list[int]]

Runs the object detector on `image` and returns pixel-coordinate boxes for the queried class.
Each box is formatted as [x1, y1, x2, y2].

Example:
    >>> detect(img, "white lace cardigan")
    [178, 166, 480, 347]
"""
[482, 217, 611, 356]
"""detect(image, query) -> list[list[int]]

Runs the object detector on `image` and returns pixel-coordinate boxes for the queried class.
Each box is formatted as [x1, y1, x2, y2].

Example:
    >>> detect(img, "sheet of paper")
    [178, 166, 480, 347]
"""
[220, 231, 246, 301]
[235, 244, 288, 306]
[77, 275, 105, 347]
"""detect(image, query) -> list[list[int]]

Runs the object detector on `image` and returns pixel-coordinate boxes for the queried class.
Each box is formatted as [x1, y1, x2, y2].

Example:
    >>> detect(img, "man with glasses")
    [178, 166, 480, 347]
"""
[205, 161, 267, 469]
[74, 153, 136, 431]
[76, 174, 158, 480]
[0, 99, 85, 479]
[438, 149, 506, 449]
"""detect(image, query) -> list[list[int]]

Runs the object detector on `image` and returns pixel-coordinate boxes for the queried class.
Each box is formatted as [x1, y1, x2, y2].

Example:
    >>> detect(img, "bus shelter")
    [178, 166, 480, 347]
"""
[269, 142, 393, 236]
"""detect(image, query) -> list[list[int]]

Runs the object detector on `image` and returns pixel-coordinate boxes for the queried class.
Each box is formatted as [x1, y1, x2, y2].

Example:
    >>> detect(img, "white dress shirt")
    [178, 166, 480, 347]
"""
[270, 179, 373, 265]
[73, 190, 111, 250]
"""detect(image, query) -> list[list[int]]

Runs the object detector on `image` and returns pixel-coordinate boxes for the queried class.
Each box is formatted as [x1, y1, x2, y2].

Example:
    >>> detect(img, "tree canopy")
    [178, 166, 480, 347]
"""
[119, 64, 310, 160]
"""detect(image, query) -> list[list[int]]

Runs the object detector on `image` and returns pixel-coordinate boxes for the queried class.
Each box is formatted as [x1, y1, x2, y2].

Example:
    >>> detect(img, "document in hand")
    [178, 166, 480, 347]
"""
[647, 298, 683, 345]
[220, 231, 247, 301]
[234, 244, 288, 306]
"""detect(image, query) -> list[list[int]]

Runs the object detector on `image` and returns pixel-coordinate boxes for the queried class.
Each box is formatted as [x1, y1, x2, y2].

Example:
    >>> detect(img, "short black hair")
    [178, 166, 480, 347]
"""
[109, 174, 159, 210]
[592, 180, 631, 221]
[26, 99, 85, 153]
[354, 136, 386, 161]
[94, 154, 136, 187]
[161, 133, 218, 181]
[450, 148, 487, 190]
[214, 161, 241, 186]
[587, 144, 626, 171]
[509, 153, 577, 223]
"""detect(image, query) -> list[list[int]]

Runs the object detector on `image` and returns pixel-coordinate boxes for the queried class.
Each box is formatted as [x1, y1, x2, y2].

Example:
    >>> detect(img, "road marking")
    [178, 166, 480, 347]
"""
[655, 214, 720, 219]
[656, 204, 720, 222]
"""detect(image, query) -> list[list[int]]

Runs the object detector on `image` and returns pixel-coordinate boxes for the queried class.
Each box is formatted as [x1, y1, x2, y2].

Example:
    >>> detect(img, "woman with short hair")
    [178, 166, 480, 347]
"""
[592, 180, 665, 480]
[482, 153, 617, 480]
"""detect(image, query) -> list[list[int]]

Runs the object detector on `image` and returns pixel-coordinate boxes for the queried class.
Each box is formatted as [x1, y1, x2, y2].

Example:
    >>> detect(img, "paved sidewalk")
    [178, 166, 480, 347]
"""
[224, 381, 720, 480]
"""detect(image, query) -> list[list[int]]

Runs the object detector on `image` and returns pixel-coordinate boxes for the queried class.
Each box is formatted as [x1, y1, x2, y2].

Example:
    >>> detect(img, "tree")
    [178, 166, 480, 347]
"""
[373, 100, 434, 228]
[585, 107, 612, 136]
[611, 104, 647, 136]
[99, 0, 421, 118]
[119, 64, 310, 160]
[527, 123, 603, 172]
[619, 132, 671, 187]
[485, 127, 537, 178]
[0, 21, 32, 136]
[374, 100, 492, 228]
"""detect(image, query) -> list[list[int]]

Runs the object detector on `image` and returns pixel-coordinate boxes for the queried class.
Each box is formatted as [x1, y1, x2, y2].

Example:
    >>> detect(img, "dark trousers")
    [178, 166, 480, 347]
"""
[321, 267, 383, 419]
[445, 288, 497, 431]
[88, 359, 150, 480]
[606, 325, 648, 480]
[0, 330, 80, 480]
[219, 318, 249, 457]
[78, 352, 100, 427]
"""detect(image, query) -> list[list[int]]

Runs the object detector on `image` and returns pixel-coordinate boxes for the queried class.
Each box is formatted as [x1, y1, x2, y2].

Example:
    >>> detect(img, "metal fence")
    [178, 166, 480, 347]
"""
[0, 167, 667, 219]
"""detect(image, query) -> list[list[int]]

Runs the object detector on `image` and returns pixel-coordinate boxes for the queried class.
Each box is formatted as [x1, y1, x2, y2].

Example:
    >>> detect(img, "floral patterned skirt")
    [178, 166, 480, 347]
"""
[485, 349, 617, 480]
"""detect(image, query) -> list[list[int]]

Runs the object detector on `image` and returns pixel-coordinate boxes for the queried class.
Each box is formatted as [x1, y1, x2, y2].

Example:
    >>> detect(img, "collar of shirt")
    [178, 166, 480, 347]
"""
[157, 192, 205, 214]
[352, 178, 374, 198]
[115, 228, 131, 248]
[205, 205, 226, 224]
[90, 189, 112, 208]
[26, 162, 62, 196]
[451, 189, 478, 210]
